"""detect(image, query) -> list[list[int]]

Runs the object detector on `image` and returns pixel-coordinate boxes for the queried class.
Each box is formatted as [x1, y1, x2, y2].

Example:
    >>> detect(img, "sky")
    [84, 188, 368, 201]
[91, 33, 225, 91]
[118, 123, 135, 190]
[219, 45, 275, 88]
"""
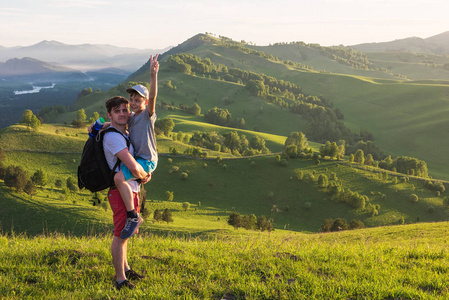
[1, 0, 448, 50]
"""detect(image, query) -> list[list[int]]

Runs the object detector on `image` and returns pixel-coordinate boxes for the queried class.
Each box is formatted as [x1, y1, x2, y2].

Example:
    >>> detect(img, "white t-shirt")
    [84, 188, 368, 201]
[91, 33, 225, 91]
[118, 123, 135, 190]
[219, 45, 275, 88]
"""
[103, 128, 139, 192]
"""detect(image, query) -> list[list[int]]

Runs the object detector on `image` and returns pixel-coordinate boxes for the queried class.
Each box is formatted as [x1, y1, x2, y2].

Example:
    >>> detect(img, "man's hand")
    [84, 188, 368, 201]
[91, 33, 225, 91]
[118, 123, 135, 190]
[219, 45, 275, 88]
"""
[140, 172, 152, 184]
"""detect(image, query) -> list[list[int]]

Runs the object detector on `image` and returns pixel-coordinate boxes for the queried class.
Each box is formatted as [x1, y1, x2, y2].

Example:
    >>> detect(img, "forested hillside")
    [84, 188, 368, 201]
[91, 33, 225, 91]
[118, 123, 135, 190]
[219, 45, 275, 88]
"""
[2, 32, 449, 236]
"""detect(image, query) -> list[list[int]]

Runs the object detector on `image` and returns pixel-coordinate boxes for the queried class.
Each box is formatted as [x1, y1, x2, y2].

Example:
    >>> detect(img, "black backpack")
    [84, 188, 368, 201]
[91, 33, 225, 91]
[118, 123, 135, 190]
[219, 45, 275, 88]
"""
[77, 127, 130, 192]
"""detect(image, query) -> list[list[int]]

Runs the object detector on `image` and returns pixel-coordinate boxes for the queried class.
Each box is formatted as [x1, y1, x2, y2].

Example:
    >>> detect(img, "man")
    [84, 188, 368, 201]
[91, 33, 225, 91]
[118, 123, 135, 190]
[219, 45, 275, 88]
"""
[103, 95, 151, 290]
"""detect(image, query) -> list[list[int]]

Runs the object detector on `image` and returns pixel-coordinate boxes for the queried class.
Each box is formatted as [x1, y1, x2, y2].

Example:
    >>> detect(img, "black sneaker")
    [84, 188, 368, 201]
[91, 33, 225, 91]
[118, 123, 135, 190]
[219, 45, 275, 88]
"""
[126, 269, 145, 280]
[120, 213, 143, 239]
[115, 279, 135, 290]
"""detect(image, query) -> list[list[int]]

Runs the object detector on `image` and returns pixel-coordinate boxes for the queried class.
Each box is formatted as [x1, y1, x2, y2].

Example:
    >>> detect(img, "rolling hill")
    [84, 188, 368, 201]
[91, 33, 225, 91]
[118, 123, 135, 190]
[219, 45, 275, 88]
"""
[351, 31, 449, 55]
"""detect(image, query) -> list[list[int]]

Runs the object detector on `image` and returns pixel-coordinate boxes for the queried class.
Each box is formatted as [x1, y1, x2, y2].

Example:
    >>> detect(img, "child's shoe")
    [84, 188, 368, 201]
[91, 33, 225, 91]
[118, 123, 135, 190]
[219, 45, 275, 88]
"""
[120, 213, 143, 239]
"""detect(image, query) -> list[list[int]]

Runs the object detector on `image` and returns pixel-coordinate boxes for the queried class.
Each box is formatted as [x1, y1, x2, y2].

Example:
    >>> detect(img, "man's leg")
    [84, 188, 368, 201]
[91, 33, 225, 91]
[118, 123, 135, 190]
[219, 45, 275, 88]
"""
[111, 236, 127, 282]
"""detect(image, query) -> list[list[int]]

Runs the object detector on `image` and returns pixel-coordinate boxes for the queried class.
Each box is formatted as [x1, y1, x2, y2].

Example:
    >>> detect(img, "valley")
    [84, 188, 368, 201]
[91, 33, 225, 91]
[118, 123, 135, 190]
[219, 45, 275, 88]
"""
[1, 32, 449, 299]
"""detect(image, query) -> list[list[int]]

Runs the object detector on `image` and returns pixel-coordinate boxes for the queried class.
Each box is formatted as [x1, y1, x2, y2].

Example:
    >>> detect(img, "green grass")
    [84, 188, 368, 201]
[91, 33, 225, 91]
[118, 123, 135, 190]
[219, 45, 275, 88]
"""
[1, 123, 448, 236]
[3, 222, 449, 299]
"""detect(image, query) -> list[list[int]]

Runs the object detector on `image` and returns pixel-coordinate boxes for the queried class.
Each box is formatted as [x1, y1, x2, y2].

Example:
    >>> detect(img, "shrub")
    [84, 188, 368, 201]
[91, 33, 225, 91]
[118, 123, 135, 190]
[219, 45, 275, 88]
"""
[182, 202, 190, 211]
[165, 191, 174, 201]
[180, 172, 189, 180]
[349, 219, 365, 229]
[410, 194, 419, 203]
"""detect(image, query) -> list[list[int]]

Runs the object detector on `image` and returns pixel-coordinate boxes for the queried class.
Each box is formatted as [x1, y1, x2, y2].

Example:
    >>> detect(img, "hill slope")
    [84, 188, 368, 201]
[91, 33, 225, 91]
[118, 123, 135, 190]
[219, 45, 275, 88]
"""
[118, 34, 449, 180]
[0, 124, 447, 235]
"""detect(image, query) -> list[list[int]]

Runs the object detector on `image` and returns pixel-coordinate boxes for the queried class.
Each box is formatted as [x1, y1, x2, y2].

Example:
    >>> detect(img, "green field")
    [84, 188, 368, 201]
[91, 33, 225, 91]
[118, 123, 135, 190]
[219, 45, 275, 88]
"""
[3, 34, 449, 298]
[3, 222, 449, 299]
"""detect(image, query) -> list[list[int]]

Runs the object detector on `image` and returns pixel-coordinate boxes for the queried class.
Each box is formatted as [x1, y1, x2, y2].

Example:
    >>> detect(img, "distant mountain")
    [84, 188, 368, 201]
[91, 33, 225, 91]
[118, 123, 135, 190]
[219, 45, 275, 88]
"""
[0, 40, 172, 71]
[0, 57, 89, 81]
[351, 31, 449, 54]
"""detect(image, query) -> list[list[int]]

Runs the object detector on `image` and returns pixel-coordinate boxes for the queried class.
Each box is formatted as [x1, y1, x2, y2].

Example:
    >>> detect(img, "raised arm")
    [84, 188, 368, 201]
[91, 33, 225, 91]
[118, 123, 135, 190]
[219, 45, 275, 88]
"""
[147, 54, 159, 116]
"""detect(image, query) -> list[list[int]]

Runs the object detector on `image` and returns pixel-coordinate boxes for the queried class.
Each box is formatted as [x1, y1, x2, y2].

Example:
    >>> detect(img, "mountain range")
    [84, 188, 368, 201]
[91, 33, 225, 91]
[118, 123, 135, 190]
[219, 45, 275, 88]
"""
[0, 40, 171, 71]
[351, 31, 449, 54]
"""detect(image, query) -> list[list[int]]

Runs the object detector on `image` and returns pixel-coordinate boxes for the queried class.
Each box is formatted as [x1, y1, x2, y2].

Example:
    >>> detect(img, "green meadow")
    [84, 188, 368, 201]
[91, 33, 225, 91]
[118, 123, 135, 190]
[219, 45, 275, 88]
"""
[3, 34, 449, 298]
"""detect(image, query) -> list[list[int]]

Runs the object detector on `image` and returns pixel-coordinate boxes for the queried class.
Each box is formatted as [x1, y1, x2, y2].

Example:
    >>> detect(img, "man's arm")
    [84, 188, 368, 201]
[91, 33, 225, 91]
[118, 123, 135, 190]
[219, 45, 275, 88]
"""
[147, 54, 159, 116]
[115, 148, 150, 181]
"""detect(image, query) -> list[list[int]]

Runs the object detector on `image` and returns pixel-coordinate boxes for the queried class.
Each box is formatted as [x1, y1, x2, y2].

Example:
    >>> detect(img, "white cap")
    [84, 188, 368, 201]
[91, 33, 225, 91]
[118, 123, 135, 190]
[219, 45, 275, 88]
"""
[126, 84, 149, 99]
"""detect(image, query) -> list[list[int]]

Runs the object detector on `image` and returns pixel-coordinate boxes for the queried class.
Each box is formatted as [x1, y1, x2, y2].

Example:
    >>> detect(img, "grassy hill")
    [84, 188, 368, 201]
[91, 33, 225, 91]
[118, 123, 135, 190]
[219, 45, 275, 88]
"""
[3, 33, 449, 299]
[3, 220, 449, 299]
[128, 35, 449, 181]
[1, 124, 448, 236]
[42, 34, 449, 183]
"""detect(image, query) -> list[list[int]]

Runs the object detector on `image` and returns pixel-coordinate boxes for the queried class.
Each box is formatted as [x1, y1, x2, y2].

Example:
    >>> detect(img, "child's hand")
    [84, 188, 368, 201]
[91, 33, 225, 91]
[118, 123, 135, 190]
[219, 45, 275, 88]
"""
[150, 54, 159, 75]
[87, 122, 95, 134]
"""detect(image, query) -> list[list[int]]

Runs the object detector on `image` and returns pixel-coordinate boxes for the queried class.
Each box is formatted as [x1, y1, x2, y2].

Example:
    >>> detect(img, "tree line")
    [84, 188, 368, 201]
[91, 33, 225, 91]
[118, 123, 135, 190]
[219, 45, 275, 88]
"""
[165, 53, 379, 150]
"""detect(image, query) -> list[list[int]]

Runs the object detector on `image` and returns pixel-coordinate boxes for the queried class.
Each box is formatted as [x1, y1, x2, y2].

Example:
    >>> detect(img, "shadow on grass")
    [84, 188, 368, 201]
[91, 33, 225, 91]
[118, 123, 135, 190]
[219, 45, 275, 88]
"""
[0, 185, 113, 237]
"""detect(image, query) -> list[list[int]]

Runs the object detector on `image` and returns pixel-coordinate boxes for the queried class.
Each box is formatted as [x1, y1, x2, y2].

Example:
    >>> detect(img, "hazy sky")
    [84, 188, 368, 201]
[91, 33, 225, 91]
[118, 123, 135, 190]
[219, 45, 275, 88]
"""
[1, 0, 448, 49]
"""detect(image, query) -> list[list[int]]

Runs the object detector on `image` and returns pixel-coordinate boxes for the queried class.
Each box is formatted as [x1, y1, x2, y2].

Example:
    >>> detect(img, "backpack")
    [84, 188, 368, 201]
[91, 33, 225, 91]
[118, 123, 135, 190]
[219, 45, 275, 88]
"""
[77, 127, 130, 192]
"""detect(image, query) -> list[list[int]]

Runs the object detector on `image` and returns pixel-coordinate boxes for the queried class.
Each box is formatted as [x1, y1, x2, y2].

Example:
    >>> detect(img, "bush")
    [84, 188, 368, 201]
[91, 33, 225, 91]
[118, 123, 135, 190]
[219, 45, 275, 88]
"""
[182, 202, 190, 211]
[180, 172, 189, 180]
[410, 194, 419, 203]
[165, 191, 174, 201]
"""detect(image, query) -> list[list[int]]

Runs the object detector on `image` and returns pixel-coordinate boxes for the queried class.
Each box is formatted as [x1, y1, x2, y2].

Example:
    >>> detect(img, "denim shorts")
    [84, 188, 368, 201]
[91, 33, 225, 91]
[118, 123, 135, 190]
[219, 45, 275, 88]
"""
[121, 158, 157, 181]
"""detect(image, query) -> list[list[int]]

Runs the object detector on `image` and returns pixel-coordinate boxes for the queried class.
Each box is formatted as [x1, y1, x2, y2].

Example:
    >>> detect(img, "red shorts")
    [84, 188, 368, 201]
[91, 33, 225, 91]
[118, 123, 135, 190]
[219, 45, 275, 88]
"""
[108, 188, 140, 237]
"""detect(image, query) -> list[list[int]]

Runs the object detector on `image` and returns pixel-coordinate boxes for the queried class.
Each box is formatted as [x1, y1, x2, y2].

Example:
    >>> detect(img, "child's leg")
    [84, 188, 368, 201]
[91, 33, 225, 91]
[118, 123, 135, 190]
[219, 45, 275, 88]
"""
[114, 170, 134, 212]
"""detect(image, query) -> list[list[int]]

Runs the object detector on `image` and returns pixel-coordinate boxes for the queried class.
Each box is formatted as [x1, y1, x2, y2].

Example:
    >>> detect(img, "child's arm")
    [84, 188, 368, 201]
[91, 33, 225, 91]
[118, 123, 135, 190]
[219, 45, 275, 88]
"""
[147, 54, 159, 116]
[88, 121, 111, 134]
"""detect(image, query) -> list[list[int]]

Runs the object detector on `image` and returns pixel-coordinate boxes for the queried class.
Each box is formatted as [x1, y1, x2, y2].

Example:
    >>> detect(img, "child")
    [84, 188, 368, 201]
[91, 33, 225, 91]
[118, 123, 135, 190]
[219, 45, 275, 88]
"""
[100, 55, 159, 239]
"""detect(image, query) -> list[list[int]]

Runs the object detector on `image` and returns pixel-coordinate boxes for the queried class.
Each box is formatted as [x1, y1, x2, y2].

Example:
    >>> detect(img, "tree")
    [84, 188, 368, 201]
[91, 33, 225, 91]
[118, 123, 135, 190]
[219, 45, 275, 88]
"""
[204, 107, 231, 126]
[190, 103, 201, 116]
[317, 174, 329, 188]
[365, 153, 374, 166]
[66, 176, 78, 192]
[76, 109, 87, 123]
[349, 219, 365, 230]
[162, 208, 174, 223]
[330, 218, 348, 231]
[284, 145, 298, 158]
[153, 209, 162, 222]
[155, 118, 175, 136]
[285, 132, 308, 153]
[354, 149, 365, 164]
[4, 165, 29, 192]
[348, 154, 354, 163]
[228, 212, 242, 229]
[24, 180, 37, 198]
[410, 194, 419, 203]
[246, 80, 266, 96]
[20, 109, 33, 125]
[256, 215, 268, 231]
[182, 202, 190, 211]
[55, 179, 63, 188]
[165, 191, 174, 201]
[31, 169, 47, 186]
[30, 115, 41, 130]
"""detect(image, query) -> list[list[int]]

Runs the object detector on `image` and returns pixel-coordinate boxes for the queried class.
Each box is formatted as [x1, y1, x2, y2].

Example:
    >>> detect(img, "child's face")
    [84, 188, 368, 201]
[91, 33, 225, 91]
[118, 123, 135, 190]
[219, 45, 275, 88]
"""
[129, 92, 147, 113]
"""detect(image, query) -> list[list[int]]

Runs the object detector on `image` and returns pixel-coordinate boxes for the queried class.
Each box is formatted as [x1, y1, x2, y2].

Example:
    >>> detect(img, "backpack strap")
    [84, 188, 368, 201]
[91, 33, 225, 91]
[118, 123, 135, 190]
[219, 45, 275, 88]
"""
[100, 127, 131, 171]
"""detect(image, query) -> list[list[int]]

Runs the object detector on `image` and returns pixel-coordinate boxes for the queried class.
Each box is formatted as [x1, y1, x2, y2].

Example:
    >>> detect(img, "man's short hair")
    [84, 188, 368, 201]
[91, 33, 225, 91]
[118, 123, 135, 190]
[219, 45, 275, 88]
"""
[105, 96, 129, 113]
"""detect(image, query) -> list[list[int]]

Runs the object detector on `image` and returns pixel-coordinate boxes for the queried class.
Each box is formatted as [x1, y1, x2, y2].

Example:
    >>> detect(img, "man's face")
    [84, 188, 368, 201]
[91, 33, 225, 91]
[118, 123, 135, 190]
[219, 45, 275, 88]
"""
[108, 103, 129, 126]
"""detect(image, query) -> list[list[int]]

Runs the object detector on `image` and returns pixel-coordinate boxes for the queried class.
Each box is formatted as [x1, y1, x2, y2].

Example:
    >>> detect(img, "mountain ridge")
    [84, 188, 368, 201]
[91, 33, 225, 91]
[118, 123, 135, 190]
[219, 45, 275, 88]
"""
[351, 31, 449, 54]
[0, 40, 172, 71]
